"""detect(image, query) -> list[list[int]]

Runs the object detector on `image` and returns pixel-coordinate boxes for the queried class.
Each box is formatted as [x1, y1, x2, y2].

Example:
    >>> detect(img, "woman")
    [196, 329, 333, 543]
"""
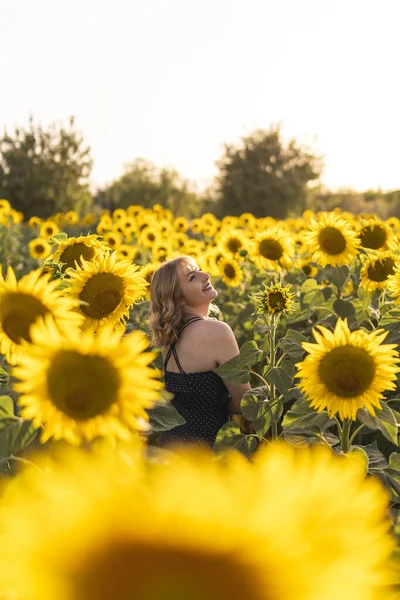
[149, 255, 251, 449]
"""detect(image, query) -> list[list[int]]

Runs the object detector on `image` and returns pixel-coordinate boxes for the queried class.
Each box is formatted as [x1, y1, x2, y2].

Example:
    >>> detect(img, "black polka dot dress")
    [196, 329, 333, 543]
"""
[157, 317, 230, 449]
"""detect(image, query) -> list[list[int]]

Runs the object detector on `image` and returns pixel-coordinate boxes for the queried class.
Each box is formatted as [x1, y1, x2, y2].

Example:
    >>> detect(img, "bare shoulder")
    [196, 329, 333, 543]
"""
[196, 319, 234, 339]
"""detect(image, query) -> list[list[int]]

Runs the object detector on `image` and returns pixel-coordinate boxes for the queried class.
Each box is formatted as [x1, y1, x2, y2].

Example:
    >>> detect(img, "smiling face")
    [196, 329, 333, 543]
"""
[178, 258, 218, 312]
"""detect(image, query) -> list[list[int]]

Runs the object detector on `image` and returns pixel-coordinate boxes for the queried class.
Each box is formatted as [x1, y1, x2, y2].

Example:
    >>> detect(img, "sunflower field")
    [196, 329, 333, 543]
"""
[2, 197, 400, 598]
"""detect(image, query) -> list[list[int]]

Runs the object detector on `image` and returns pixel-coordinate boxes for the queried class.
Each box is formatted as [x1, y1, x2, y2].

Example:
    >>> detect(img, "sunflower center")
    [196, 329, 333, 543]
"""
[318, 227, 346, 255]
[258, 239, 284, 261]
[60, 243, 96, 271]
[302, 264, 312, 276]
[227, 238, 242, 253]
[266, 291, 286, 310]
[319, 345, 375, 398]
[79, 273, 125, 319]
[35, 244, 45, 254]
[360, 225, 387, 249]
[0, 292, 49, 344]
[73, 539, 265, 600]
[46, 351, 120, 420]
[223, 264, 236, 279]
[367, 258, 395, 282]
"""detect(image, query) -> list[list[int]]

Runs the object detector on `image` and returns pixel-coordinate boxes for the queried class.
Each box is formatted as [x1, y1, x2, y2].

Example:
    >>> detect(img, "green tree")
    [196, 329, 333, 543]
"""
[213, 126, 323, 218]
[95, 159, 202, 217]
[0, 116, 93, 219]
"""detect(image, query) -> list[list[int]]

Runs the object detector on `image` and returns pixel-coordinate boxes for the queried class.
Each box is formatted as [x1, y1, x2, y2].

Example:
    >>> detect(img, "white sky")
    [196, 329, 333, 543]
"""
[1, 0, 399, 193]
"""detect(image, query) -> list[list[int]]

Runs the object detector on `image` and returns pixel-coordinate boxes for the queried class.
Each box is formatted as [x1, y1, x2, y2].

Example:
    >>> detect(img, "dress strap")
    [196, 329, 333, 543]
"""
[177, 316, 204, 337]
[164, 316, 204, 373]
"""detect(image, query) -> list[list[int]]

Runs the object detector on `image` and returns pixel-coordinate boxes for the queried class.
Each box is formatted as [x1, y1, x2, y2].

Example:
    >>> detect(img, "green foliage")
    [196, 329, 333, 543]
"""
[95, 158, 202, 217]
[0, 395, 39, 473]
[213, 126, 322, 218]
[0, 116, 92, 219]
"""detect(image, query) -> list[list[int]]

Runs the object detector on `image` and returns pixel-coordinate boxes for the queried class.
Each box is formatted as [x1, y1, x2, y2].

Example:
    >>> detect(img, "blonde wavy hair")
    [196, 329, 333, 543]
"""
[149, 256, 217, 347]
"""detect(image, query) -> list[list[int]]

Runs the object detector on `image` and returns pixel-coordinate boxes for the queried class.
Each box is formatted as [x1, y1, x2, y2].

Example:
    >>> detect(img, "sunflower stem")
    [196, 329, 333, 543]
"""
[250, 370, 269, 389]
[348, 424, 366, 446]
[269, 315, 278, 440]
[340, 418, 352, 453]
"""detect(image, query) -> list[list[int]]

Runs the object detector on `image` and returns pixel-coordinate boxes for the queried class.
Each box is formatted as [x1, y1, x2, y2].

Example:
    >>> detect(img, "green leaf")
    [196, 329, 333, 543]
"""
[213, 422, 258, 457]
[357, 403, 398, 445]
[278, 329, 308, 360]
[146, 403, 186, 432]
[241, 388, 282, 440]
[266, 361, 295, 394]
[300, 279, 324, 309]
[282, 427, 339, 448]
[282, 397, 335, 431]
[0, 395, 14, 417]
[333, 299, 355, 318]
[322, 266, 349, 290]
[388, 452, 400, 470]
[0, 418, 39, 460]
[359, 441, 388, 469]
[50, 232, 68, 243]
[212, 341, 263, 383]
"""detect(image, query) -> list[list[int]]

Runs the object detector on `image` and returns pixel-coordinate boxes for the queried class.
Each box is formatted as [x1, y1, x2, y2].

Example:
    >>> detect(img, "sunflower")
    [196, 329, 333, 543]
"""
[64, 210, 79, 225]
[28, 216, 42, 228]
[173, 216, 189, 232]
[116, 244, 138, 262]
[126, 204, 142, 217]
[138, 226, 159, 248]
[39, 220, 60, 240]
[52, 234, 109, 273]
[296, 258, 318, 278]
[0, 443, 395, 600]
[0, 198, 11, 213]
[360, 251, 399, 291]
[254, 283, 295, 316]
[152, 240, 171, 263]
[190, 218, 203, 234]
[218, 229, 246, 256]
[103, 231, 122, 250]
[239, 212, 256, 228]
[29, 237, 52, 260]
[13, 317, 162, 445]
[218, 257, 243, 287]
[80, 213, 96, 227]
[296, 318, 400, 420]
[112, 208, 126, 221]
[248, 228, 293, 271]
[0, 267, 82, 364]
[358, 218, 397, 251]
[119, 217, 137, 236]
[66, 252, 148, 329]
[386, 263, 400, 302]
[305, 212, 360, 268]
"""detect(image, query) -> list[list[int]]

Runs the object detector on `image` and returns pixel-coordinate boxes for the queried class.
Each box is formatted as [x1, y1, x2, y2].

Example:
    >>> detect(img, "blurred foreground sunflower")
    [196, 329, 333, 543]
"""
[305, 212, 360, 267]
[0, 267, 82, 364]
[66, 252, 148, 329]
[296, 318, 400, 420]
[13, 316, 162, 445]
[360, 251, 398, 291]
[52, 234, 108, 273]
[0, 443, 395, 600]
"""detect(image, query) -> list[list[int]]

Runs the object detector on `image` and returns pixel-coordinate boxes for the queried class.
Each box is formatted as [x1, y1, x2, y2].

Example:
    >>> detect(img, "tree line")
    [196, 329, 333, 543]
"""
[0, 116, 398, 220]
